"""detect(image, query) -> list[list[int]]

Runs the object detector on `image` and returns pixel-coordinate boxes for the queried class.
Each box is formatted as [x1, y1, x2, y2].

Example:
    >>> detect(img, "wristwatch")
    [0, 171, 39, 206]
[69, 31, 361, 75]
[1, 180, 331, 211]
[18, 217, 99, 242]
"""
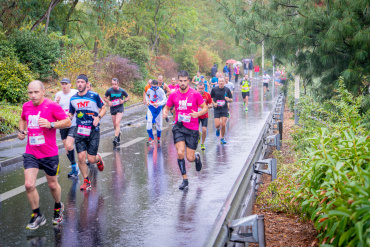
[98, 115, 102, 119]
[50, 122, 55, 129]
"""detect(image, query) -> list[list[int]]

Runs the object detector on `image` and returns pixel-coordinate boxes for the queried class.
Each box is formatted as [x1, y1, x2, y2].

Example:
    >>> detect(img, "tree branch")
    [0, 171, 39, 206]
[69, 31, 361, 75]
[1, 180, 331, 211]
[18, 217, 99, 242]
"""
[278, 3, 299, 8]
[30, 0, 61, 31]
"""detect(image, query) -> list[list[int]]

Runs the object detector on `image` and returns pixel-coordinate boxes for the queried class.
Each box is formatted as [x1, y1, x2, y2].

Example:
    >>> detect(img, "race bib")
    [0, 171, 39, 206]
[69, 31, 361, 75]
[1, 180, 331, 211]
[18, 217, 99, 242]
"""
[217, 100, 226, 106]
[77, 125, 91, 136]
[29, 134, 45, 146]
[198, 107, 202, 112]
[112, 99, 120, 106]
[178, 113, 191, 123]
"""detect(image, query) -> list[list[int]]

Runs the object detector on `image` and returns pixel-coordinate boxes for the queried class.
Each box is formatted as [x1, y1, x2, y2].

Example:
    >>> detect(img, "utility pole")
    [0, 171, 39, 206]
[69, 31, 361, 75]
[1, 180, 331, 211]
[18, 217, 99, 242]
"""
[294, 75, 300, 124]
[262, 40, 265, 73]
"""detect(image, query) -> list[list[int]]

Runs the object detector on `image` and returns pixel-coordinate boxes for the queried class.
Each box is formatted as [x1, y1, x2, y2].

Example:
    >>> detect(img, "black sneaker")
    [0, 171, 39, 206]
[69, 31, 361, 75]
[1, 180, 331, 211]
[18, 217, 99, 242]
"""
[195, 152, 202, 172]
[26, 213, 46, 230]
[165, 116, 169, 122]
[179, 179, 189, 190]
[113, 137, 118, 145]
[52, 203, 64, 225]
[117, 133, 121, 143]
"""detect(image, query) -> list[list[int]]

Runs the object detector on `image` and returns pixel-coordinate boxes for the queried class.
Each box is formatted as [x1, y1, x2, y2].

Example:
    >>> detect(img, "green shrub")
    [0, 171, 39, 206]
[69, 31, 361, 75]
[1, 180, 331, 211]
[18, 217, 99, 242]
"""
[131, 81, 146, 95]
[0, 39, 17, 59]
[0, 101, 22, 134]
[114, 36, 150, 78]
[0, 57, 35, 103]
[9, 29, 60, 78]
[175, 46, 198, 76]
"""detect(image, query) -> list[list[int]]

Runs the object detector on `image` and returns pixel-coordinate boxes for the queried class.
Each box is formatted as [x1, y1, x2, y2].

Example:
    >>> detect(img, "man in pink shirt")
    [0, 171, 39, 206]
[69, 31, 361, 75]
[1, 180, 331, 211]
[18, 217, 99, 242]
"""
[163, 70, 208, 190]
[18, 80, 71, 230]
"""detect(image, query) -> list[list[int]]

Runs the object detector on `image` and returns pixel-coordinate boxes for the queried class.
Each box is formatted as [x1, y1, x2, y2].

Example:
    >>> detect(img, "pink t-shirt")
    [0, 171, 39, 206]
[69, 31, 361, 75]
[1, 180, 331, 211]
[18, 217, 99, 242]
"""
[168, 84, 179, 93]
[21, 98, 68, 159]
[166, 88, 204, 130]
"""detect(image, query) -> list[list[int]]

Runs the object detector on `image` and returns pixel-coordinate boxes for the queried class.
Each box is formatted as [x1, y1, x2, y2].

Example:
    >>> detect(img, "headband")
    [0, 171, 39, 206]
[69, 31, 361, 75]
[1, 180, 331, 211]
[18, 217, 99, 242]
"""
[77, 75, 88, 82]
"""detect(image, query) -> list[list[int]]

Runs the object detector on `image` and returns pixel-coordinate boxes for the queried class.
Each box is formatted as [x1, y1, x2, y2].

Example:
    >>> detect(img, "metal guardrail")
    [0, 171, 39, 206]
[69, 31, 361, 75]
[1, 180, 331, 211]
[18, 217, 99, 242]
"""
[204, 93, 285, 247]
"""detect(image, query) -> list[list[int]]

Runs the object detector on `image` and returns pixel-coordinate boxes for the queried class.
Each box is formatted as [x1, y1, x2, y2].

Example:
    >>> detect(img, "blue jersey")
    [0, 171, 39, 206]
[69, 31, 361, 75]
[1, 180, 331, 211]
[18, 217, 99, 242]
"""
[69, 91, 104, 128]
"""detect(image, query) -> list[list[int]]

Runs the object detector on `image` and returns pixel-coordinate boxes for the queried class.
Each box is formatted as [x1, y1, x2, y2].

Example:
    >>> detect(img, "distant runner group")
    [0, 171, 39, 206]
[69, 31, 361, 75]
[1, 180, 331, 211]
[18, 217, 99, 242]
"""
[17, 65, 273, 230]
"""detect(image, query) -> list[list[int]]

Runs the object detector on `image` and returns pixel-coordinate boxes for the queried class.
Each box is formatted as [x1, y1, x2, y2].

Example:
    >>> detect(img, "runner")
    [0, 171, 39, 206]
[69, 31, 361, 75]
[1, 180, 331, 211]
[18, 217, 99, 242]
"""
[240, 74, 251, 111]
[143, 79, 153, 104]
[168, 77, 179, 125]
[262, 71, 270, 95]
[18, 80, 72, 229]
[54, 78, 79, 178]
[104, 78, 130, 145]
[224, 77, 235, 118]
[145, 80, 167, 144]
[196, 82, 213, 150]
[211, 76, 233, 144]
[200, 76, 209, 93]
[69, 74, 106, 190]
[210, 72, 219, 88]
[163, 70, 208, 190]
[192, 71, 201, 87]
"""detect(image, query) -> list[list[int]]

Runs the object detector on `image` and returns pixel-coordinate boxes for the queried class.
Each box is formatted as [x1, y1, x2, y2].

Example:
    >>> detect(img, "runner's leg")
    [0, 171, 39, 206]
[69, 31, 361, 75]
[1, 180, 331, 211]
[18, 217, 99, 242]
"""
[220, 116, 227, 138]
[214, 118, 221, 130]
[114, 112, 123, 137]
[175, 141, 187, 180]
[24, 168, 39, 210]
[111, 114, 117, 135]
[78, 152, 88, 179]
[146, 109, 154, 140]
[201, 126, 207, 144]
[45, 174, 61, 204]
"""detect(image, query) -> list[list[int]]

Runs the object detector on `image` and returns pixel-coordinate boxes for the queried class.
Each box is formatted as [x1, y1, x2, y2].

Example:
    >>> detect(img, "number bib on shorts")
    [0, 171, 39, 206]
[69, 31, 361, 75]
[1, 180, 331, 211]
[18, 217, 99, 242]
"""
[112, 99, 120, 106]
[217, 100, 225, 106]
[178, 113, 191, 123]
[29, 133, 45, 146]
[77, 125, 91, 136]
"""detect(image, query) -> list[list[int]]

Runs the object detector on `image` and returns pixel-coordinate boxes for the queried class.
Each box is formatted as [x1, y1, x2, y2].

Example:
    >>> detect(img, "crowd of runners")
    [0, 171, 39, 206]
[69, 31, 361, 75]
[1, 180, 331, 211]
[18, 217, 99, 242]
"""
[17, 66, 277, 230]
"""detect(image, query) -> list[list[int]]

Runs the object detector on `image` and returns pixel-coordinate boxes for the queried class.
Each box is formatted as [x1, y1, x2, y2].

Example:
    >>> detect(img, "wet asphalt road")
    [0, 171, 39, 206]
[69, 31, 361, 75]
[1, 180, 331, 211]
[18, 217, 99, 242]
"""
[0, 81, 277, 247]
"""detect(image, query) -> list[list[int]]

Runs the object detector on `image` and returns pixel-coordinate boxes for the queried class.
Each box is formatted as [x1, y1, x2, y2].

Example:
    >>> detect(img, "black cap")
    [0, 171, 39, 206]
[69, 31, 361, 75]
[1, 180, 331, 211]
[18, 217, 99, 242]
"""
[60, 78, 71, 83]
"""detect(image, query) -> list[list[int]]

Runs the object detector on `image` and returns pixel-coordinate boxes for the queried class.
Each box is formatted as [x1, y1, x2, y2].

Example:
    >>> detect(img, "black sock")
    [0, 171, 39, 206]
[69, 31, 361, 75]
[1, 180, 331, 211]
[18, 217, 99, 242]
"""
[178, 159, 186, 175]
[54, 202, 61, 209]
[67, 150, 76, 164]
[33, 208, 41, 216]
[85, 176, 89, 181]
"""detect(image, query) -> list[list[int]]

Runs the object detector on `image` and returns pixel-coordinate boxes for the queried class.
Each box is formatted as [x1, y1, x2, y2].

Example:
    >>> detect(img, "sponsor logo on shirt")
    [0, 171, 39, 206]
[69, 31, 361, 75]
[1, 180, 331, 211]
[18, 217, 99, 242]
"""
[77, 112, 84, 118]
[77, 101, 89, 108]
[28, 111, 41, 129]
[178, 98, 188, 110]
[111, 93, 121, 97]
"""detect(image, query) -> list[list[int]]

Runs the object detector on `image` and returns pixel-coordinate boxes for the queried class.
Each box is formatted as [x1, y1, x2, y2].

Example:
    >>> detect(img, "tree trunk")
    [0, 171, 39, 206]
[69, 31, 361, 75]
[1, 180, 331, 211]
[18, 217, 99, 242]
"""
[44, 1, 53, 34]
[62, 0, 79, 35]
[31, 0, 62, 32]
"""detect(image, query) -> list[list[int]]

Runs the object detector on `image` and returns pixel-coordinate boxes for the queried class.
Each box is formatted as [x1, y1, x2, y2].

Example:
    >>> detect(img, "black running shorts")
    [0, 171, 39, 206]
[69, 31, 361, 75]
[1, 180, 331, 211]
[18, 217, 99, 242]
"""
[172, 122, 199, 150]
[242, 92, 250, 99]
[263, 83, 269, 88]
[214, 108, 229, 118]
[59, 127, 76, 140]
[198, 118, 208, 128]
[110, 105, 124, 115]
[74, 127, 100, 155]
[23, 153, 59, 176]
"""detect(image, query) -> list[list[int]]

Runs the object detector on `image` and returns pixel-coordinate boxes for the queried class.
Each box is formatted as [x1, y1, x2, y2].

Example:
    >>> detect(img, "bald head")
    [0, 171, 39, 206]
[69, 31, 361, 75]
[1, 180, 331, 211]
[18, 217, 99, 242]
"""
[28, 80, 44, 90]
[28, 80, 45, 106]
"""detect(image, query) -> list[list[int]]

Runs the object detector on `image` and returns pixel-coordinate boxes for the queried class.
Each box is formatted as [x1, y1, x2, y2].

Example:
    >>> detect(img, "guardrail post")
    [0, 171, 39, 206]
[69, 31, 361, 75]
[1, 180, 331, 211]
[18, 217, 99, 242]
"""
[257, 215, 266, 247]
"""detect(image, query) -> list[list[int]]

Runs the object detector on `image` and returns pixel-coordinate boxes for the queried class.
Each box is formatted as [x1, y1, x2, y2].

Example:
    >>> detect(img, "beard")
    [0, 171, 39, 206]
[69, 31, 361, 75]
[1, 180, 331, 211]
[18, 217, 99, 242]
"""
[180, 84, 188, 90]
[78, 84, 87, 92]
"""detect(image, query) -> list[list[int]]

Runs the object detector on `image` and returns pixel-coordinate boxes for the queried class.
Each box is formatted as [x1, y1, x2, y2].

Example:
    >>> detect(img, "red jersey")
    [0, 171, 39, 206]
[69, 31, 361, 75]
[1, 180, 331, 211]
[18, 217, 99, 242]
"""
[198, 92, 212, 119]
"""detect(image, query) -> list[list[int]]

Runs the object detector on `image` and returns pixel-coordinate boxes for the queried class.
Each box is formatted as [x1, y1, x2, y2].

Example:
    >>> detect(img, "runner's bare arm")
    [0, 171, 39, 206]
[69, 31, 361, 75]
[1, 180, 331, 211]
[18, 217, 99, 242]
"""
[143, 91, 146, 104]
[190, 102, 208, 118]
[38, 117, 71, 129]
[18, 118, 27, 140]
[164, 83, 171, 97]
[162, 105, 170, 119]
[103, 96, 113, 106]
[123, 95, 130, 103]
[92, 104, 107, 127]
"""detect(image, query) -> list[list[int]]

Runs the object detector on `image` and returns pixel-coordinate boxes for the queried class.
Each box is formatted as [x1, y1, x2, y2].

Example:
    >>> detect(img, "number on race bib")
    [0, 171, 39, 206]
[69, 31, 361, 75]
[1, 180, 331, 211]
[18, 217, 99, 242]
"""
[77, 125, 91, 136]
[217, 100, 225, 106]
[178, 114, 191, 123]
[29, 134, 45, 146]
[112, 99, 120, 106]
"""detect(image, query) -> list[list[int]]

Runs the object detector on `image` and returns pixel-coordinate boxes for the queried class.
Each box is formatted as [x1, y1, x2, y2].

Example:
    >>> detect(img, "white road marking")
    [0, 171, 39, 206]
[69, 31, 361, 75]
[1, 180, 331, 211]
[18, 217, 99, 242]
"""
[0, 137, 146, 202]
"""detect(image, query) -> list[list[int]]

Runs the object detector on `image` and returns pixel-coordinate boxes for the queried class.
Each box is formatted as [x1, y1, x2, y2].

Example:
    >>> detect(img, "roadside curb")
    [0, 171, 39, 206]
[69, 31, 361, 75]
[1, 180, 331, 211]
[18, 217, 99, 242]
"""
[0, 103, 145, 170]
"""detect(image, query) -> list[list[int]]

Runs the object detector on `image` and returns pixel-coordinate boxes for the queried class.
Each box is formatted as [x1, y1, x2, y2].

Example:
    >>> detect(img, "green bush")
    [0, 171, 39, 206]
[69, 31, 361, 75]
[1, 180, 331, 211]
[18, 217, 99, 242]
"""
[0, 57, 35, 103]
[0, 39, 17, 59]
[131, 81, 146, 95]
[9, 29, 60, 78]
[0, 101, 22, 134]
[114, 36, 150, 78]
[175, 46, 198, 76]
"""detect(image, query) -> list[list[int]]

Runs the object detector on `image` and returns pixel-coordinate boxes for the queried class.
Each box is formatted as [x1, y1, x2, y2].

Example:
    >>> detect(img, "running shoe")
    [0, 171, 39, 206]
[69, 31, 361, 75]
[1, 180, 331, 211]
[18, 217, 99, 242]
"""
[80, 178, 91, 190]
[157, 137, 161, 143]
[67, 164, 80, 178]
[171, 121, 176, 125]
[243, 102, 246, 106]
[216, 128, 220, 137]
[179, 179, 189, 190]
[147, 138, 154, 144]
[52, 203, 64, 225]
[96, 153, 104, 172]
[201, 144, 205, 150]
[245, 107, 248, 111]
[165, 116, 169, 122]
[113, 136, 118, 145]
[118, 132, 121, 143]
[26, 213, 46, 230]
[221, 138, 227, 144]
[228, 112, 231, 118]
[195, 152, 202, 171]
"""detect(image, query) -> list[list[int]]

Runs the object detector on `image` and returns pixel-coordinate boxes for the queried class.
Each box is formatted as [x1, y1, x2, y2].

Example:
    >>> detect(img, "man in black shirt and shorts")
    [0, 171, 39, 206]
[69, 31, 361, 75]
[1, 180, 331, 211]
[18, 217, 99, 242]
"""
[104, 78, 129, 145]
[211, 76, 233, 144]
